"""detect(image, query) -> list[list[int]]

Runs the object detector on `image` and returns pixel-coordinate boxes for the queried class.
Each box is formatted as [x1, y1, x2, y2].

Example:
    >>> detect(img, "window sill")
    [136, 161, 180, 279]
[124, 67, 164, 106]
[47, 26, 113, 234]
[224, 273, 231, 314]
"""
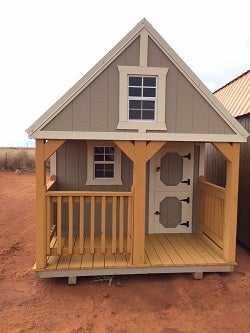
[117, 121, 167, 133]
[86, 178, 123, 186]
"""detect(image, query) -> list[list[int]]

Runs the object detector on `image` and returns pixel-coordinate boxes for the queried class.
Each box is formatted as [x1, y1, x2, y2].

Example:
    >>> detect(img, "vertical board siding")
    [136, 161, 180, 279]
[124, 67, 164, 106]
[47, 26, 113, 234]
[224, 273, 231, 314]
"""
[43, 37, 140, 132]
[147, 37, 234, 134]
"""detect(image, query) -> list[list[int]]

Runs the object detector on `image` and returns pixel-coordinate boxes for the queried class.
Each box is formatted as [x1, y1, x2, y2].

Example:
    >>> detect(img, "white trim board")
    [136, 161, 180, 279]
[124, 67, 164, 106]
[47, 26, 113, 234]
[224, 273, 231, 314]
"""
[35, 130, 247, 142]
[26, 18, 249, 141]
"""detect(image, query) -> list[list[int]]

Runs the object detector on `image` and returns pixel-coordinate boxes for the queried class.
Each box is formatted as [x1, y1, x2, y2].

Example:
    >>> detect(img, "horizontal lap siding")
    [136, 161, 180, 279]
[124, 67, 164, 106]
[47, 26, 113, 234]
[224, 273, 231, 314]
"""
[147, 37, 234, 134]
[43, 37, 140, 132]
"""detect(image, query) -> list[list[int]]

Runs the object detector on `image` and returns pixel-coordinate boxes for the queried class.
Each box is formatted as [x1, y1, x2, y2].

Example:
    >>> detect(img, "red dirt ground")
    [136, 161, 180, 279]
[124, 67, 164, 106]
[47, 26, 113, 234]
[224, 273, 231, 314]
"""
[0, 171, 250, 333]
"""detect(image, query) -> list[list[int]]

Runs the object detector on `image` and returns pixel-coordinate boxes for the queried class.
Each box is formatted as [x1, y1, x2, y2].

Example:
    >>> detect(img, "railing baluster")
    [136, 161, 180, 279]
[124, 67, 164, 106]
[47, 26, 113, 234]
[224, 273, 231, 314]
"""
[119, 196, 124, 253]
[112, 196, 117, 254]
[57, 196, 62, 255]
[68, 196, 73, 254]
[90, 196, 95, 254]
[46, 196, 51, 255]
[101, 196, 106, 254]
[127, 196, 132, 253]
[79, 196, 84, 254]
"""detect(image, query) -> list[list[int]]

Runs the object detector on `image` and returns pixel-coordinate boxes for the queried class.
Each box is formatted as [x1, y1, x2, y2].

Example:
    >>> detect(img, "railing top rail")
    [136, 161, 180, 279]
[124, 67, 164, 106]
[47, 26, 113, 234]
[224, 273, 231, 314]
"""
[46, 191, 133, 197]
[199, 176, 225, 192]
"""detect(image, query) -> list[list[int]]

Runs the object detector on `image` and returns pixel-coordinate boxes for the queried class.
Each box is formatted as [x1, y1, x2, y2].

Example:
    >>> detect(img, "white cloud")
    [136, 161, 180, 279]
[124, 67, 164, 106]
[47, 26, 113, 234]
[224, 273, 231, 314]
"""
[0, 0, 249, 146]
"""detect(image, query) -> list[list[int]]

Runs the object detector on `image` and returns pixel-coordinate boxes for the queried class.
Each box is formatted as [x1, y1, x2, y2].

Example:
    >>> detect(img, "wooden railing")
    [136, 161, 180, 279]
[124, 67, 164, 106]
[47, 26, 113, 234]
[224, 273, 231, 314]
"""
[198, 177, 225, 248]
[45, 191, 134, 256]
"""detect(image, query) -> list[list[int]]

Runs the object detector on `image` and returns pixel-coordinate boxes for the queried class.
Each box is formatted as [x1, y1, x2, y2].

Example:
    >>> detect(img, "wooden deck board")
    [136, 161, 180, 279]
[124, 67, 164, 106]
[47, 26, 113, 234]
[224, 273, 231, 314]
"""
[46, 233, 228, 272]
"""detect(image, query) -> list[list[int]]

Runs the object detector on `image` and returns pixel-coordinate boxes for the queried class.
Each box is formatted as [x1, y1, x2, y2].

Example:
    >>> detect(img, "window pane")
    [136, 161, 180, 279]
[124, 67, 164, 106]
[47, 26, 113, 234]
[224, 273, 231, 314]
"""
[105, 154, 114, 161]
[129, 76, 142, 86]
[129, 109, 141, 120]
[142, 110, 155, 120]
[94, 154, 105, 161]
[143, 87, 156, 97]
[95, 164, 105, 178]
[129, 87, 142, 97]
[142, 100, 155, 109]
[94, 147, 104, 154]
[104, 164, 114, 177]
[129, 100, 141, 109]
[143, 77, 156, 87]
[105, 147, 114, 154]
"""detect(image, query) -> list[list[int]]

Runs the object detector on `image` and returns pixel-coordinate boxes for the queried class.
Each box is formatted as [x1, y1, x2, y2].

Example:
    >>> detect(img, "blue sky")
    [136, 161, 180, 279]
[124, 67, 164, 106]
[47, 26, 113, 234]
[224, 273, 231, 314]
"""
[0, 0, 249, 147]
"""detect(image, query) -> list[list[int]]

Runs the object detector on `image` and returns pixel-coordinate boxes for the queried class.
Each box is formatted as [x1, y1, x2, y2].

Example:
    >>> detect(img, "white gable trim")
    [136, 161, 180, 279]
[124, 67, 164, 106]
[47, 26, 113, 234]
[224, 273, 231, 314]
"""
[27, 18, 248, 141]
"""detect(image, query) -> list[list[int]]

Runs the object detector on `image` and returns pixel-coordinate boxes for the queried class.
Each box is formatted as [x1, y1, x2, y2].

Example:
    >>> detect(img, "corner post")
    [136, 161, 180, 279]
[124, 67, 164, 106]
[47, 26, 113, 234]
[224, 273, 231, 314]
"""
[35, 139, 47, 269]
[223, 143, 240, 262]
[213, 142, 240, 262]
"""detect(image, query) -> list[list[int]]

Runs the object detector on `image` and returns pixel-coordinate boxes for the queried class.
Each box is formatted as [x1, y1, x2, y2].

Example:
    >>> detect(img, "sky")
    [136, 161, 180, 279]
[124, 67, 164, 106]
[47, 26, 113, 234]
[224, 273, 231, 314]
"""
[0, 0, 249, 147]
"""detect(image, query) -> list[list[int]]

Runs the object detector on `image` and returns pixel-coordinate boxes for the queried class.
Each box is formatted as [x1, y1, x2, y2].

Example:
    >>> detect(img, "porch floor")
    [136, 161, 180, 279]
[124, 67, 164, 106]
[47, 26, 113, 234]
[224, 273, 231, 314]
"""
[42, 233, 230, 274]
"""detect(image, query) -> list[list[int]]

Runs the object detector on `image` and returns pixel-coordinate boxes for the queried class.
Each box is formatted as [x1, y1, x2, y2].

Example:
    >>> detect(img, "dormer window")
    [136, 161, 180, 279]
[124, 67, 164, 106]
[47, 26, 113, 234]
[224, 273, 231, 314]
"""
[128, 76, 156, 121]
[117, 66, 168, 132]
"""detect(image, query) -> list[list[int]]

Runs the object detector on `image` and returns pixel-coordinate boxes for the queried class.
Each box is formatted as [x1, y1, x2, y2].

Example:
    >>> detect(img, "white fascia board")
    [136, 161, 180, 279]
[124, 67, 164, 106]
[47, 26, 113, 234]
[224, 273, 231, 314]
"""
[32, 130, 247, 143]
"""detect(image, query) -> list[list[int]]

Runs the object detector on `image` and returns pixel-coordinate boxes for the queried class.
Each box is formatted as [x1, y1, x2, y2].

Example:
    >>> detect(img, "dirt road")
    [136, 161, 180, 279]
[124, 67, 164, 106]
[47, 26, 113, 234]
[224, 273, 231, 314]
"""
[0, 171, 250, 333]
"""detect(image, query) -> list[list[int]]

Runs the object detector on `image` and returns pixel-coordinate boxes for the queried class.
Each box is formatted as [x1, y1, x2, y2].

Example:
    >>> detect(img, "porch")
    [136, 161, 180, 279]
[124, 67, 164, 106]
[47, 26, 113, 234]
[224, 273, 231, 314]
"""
[35, 139, 240, 278]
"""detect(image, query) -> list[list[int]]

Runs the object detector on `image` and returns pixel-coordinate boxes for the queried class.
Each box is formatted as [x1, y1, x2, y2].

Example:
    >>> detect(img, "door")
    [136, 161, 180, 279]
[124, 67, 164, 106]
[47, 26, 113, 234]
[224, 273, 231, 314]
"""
[149, 142, 194, 233]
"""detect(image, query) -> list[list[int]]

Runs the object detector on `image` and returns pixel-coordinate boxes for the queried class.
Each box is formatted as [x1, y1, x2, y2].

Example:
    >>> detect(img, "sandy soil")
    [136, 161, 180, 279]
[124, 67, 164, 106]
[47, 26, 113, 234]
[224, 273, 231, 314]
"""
[0, 171, 250, 333]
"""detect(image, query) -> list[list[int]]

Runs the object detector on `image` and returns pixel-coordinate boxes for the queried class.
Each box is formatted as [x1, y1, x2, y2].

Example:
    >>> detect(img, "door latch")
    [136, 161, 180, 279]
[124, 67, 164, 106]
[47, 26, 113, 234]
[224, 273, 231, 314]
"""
[154, 211, 160, 215]
[181, 153, 191, 160]
[180, 221, 190, 227]
[181, 178, 191, 185]
[156, 166, 160, 172]
[180, 197, 190, 204]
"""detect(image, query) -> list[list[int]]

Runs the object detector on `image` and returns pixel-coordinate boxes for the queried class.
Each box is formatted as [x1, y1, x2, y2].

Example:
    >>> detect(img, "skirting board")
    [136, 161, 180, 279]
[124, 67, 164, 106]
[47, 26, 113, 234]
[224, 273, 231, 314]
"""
[37, 264, 235, 279]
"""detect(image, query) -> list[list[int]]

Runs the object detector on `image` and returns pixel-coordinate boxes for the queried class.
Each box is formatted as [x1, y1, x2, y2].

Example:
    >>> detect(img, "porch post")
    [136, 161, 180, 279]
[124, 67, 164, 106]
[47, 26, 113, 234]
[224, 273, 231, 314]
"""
[35, 139, 65, 269]
[213, 143, 240, 262]
[114, 140, 166, 265]
[35, 139, 47, 269]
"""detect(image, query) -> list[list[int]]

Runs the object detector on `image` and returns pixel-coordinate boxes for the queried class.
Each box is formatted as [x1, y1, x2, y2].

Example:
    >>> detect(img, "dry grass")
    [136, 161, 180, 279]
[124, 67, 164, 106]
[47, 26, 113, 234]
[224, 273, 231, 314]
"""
[0, 147, 35, 171]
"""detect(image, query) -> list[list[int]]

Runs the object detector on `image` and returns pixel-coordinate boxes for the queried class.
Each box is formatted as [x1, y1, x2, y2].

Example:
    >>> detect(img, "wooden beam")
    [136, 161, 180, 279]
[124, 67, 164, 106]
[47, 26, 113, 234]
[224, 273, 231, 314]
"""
[113, 141, 136, 161]
[35, 139, 47, 269]
[145, 141, 166, 161]
[44, 139, 65, 161]
[223, 143, 240, 262]
[213, 142, 234, 162]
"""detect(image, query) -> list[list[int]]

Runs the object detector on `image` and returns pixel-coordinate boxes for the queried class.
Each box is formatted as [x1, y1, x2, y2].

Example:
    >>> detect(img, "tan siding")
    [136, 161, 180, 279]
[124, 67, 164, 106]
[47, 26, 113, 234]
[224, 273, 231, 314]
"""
[56, 140, 133, 191]
[147, 37, 234, 134]
[43, 37, 140, 132]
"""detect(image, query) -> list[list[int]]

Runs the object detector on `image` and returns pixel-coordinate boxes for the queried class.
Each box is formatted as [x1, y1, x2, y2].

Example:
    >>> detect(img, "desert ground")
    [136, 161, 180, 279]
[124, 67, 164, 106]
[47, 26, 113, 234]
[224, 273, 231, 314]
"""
[0, 171, 250, 333]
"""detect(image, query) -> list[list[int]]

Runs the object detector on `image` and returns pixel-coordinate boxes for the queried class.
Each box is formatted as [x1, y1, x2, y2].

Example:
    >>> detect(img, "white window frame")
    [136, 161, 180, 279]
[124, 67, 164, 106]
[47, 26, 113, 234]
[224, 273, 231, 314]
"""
[86, 141, 122, 185]
[117, 66, 168, 132]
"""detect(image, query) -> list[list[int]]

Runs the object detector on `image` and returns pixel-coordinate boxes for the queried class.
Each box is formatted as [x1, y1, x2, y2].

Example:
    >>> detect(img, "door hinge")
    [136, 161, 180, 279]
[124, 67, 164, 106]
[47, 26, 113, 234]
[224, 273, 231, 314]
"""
[181, 153, 191, 160]
[180, 221, 190, 227]
[181, 178, 191, 185]
[180, 197, 190, 204]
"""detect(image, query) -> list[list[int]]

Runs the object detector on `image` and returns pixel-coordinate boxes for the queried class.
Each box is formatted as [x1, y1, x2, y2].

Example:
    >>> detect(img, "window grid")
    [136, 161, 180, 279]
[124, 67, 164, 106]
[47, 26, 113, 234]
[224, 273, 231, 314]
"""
[128, 75, 157, 121]
[93, 146, 115, 178]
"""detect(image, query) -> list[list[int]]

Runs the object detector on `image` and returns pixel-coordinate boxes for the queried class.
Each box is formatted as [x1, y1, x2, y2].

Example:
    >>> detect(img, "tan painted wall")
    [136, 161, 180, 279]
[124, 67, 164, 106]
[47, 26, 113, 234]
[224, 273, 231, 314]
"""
[44, 37, 140, 132]
[43, 35, 234, 135]
[147, 38, 233, 134]
[205, 114, 250, 248]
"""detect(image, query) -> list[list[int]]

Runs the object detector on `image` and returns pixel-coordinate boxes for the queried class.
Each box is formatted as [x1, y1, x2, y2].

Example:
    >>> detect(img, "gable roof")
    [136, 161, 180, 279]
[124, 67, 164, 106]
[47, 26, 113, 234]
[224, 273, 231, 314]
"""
[26, 18, 249, 141]
[214, 70, 250, 118]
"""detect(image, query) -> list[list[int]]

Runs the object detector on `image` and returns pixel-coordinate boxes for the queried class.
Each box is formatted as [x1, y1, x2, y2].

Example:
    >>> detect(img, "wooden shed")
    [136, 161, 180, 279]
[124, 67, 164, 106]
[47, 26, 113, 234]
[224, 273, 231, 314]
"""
[26, 19, 248, 283]
[206, 70, 250, 249]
